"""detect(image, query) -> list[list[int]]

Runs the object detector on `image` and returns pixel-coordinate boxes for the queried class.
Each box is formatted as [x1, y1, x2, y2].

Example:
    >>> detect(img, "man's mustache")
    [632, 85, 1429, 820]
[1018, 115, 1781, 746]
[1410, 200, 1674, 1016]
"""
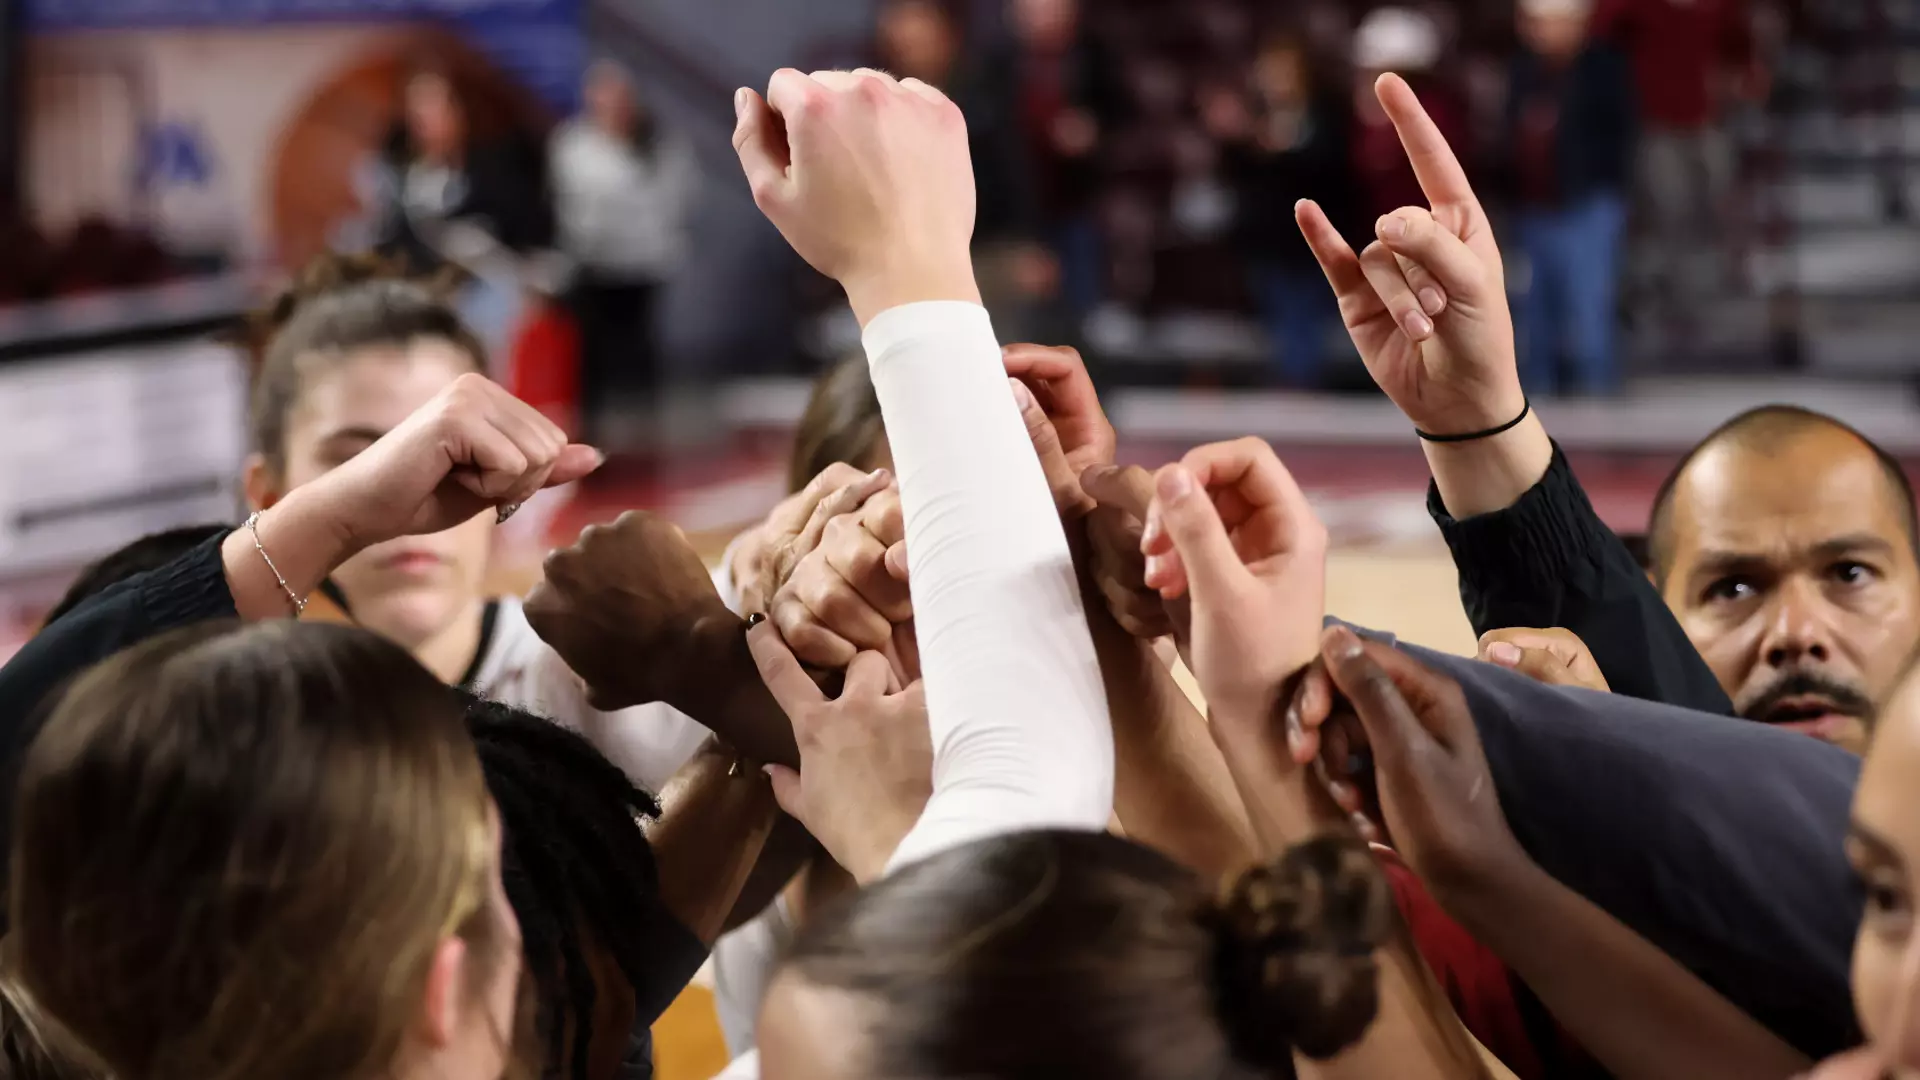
[1740, 671, 1875, 723]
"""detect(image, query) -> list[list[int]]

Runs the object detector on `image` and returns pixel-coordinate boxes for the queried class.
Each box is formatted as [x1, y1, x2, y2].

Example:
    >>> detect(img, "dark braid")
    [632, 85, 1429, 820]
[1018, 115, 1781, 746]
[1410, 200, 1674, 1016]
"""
[458, 691, 667, 1080]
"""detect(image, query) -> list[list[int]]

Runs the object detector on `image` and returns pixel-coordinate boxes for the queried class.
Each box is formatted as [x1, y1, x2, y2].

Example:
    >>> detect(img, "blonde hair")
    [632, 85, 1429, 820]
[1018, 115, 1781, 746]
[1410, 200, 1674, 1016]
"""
[9, 621, 512, 1080]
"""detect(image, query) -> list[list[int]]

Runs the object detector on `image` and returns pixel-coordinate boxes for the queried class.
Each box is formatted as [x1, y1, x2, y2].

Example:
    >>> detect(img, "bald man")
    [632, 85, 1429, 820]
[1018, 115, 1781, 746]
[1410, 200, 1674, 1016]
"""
[1644, 407, 1920, 752]
[1435, 405, 1920, 753]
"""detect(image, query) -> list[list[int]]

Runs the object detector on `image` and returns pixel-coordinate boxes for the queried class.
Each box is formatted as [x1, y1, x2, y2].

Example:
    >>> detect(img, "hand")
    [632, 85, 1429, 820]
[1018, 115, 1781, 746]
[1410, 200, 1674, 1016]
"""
[1139, 438, 1328, 735]
[769, 483, 911, 668]
[733, 68, 980, 324]
[1080, 463, 1181, 642]
[1296, 74, 1520, 436]
[311, 372, 601, 550]
[743, 465, 894, 617]
[1319, 624, 1529, 904]
[526, 510, 732, 713]
[1002, 343, 1117, 503]
[751, 626, 932, 884]
[1478, 627, 1610, 693]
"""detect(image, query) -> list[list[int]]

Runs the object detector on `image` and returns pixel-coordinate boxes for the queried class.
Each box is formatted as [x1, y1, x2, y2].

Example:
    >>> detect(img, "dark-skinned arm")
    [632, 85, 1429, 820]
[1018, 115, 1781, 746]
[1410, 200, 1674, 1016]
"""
[1321, 631, 1811, 1080]
[645, 740, 782, 948]
[1454, 857, 1810, 1080]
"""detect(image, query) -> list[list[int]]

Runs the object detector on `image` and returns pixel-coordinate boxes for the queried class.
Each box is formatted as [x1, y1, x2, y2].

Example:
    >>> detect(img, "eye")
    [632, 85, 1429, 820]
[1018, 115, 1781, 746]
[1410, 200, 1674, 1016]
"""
[1701, 577, 1758, 604]
[1829, 561, 1877, 587]
[1864, 878, 1914, 937]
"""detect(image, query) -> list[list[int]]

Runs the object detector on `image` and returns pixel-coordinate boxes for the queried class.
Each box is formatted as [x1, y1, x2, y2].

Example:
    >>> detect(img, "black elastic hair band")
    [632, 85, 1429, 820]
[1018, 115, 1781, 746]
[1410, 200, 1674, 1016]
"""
[1415, 398, 1531, 444]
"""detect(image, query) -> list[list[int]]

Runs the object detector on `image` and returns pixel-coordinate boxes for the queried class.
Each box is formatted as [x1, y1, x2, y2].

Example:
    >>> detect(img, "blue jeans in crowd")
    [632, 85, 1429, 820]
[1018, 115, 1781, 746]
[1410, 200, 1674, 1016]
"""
[1250, 262, 1341, 388]
[1516, 193, 1628, 396]
[1052, 214, 1105, 319]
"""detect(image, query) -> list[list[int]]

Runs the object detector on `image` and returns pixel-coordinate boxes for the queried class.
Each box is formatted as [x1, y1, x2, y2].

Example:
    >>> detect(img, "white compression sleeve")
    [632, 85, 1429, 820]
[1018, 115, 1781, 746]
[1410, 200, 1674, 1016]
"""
[864, 302, 1113, 874]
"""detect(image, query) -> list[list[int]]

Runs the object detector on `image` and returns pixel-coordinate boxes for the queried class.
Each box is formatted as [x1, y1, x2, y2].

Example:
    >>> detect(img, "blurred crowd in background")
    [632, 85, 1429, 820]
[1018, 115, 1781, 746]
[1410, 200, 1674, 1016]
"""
[10, 0, 1920, 422]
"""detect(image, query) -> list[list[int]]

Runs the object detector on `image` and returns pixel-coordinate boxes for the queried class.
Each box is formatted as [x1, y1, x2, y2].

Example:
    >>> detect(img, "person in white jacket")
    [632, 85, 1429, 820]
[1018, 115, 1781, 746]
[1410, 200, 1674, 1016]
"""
[551, 60, 701, 439]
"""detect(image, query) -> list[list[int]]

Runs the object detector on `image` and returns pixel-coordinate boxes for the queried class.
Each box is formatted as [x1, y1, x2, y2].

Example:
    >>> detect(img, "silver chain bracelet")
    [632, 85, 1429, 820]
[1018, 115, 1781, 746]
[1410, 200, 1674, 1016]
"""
[243, 512, 307, 617]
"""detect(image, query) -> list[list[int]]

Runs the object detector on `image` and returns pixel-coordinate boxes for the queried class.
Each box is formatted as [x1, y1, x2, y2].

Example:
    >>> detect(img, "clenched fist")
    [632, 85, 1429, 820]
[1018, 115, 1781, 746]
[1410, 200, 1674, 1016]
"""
[732, 68, 981, 325]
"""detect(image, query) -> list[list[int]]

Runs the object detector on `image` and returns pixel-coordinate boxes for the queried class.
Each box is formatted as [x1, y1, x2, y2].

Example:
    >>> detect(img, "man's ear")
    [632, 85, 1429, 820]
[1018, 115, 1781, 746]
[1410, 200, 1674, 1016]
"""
[418, 935, 469, 1049]
[242, 454, 281, 512]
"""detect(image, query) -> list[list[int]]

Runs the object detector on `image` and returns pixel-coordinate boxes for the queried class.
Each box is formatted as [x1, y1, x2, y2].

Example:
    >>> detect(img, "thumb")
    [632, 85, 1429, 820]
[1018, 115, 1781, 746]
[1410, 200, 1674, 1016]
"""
[765, 764, 806, 822]
[748, 620, 825, 717]
[1152, 464, 1242, 602]
[545, 444, 605, 488]
[733, 87, 791, 212]
[1321, 624, 1432, 775]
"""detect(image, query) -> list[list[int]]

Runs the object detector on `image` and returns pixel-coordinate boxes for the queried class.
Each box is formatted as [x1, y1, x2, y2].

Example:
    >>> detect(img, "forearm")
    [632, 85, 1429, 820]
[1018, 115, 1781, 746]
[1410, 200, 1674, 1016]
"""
[221, 484, 355, 621]
[677, 613, 801, 768]
[872, 302, 1112, 871]
[1422, 412, 1553, 520]
[646, 742, 782, 945]
[1301, 920, 1493, 1080]
[720, 814, 820, 934]
[1451, 860, 1810, 1080]
[1088, 580, 1255, 877]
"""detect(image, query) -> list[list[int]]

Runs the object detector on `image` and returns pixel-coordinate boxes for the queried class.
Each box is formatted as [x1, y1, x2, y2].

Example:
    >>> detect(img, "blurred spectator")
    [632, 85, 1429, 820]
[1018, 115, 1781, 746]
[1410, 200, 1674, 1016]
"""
[1507, 0, 1636, 396]
[362, 63, 552, 361]
[1594, 0, 1756, 311]
[1208, 32, 1359, 387]
[366, 65, 551, 274]
[551, 60, 699, 433]
[1350, 8, 1469, 225]
[982, 0, 1127, 321]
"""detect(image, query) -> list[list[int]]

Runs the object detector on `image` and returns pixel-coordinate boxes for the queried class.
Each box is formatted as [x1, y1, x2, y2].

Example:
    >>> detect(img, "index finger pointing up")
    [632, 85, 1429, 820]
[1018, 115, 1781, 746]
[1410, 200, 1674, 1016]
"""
[1375, 73, 1479, 214]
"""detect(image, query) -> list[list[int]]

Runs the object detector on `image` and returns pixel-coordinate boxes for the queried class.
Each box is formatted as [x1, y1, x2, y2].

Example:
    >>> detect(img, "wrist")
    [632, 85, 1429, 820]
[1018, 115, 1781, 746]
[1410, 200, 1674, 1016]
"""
[222, 487, 356, 621]
[1424, 411, 1554, 520]
[1421, 842, 1539, 938]
[665, 608, 749, 716]
[842, 257, 982, 328]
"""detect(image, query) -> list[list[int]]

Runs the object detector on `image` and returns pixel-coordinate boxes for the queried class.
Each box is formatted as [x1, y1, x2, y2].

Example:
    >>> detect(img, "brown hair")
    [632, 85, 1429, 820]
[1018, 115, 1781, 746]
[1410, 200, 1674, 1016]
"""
[237, 253, 483, 477]
[8, 620, 511, 1080]
[788, 352, 888, 494]
[783, 830, 1391, 1078]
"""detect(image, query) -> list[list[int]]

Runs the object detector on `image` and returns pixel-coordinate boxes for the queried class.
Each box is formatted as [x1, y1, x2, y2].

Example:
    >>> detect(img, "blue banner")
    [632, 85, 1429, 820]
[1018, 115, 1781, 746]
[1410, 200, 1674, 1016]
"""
[26, 0, 583, 111]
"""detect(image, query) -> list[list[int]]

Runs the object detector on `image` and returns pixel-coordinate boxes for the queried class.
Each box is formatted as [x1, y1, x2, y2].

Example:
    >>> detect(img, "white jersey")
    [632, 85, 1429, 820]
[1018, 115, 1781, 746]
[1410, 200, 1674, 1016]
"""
[466, 594, 712, 795]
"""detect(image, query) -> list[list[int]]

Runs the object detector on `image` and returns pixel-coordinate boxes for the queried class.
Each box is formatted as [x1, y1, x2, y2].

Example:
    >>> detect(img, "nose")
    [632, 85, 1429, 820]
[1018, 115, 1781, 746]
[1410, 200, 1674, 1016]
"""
[1758, 578, 1837, 671]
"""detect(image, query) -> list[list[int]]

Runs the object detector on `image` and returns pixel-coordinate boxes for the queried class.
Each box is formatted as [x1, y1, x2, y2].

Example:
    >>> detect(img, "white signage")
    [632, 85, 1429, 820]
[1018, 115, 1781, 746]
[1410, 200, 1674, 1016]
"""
[0, 341, 247, 577]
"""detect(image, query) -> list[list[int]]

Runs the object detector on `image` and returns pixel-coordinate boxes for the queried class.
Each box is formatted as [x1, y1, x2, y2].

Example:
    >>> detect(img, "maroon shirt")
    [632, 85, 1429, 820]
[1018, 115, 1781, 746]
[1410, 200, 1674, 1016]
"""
[1595, 0, 1751, 130]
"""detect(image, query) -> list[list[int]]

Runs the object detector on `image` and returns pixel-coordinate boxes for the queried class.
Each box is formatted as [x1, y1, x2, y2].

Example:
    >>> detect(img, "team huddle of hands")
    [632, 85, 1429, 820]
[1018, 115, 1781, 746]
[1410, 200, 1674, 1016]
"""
[259, 60, 1621, 973]
[510, 66, 1604, 911]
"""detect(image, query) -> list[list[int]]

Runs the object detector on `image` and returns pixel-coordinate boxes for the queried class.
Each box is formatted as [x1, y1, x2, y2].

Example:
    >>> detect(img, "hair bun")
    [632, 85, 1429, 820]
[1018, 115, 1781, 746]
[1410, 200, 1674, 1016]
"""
[225, 252, 460, 374]
[1208, 835, 1393, 1067]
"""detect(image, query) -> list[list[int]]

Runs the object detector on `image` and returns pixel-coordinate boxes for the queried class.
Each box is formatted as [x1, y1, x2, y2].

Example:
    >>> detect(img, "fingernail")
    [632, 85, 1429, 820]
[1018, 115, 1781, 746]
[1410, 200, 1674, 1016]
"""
[761, 764, 779, 779]
[1418, 287, 1446, 316]
[1486, 641, 1523, 667]
[1402, 310, 1434, 339]
[1328, 780, 1357, 806]
[734, 88, 751, 120]
[868, 467, 891, 487]
[1379, 216, 1407, 241]
[1327, 625, 1364, 661]
[592, 448, 608, 468]
[745, 612, 767, 630]
[1141, 510, 1163, 550]
[1157, 465, 1194, 503]
[1009, 378, 1035, 411]
[1285, 709, 1306, 756]
[1144, 553, 1166, 583]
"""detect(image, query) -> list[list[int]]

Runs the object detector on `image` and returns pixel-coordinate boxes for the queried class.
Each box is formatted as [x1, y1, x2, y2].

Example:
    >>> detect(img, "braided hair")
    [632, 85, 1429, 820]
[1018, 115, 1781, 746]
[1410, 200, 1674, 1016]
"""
[458, 691, 665, 1079]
